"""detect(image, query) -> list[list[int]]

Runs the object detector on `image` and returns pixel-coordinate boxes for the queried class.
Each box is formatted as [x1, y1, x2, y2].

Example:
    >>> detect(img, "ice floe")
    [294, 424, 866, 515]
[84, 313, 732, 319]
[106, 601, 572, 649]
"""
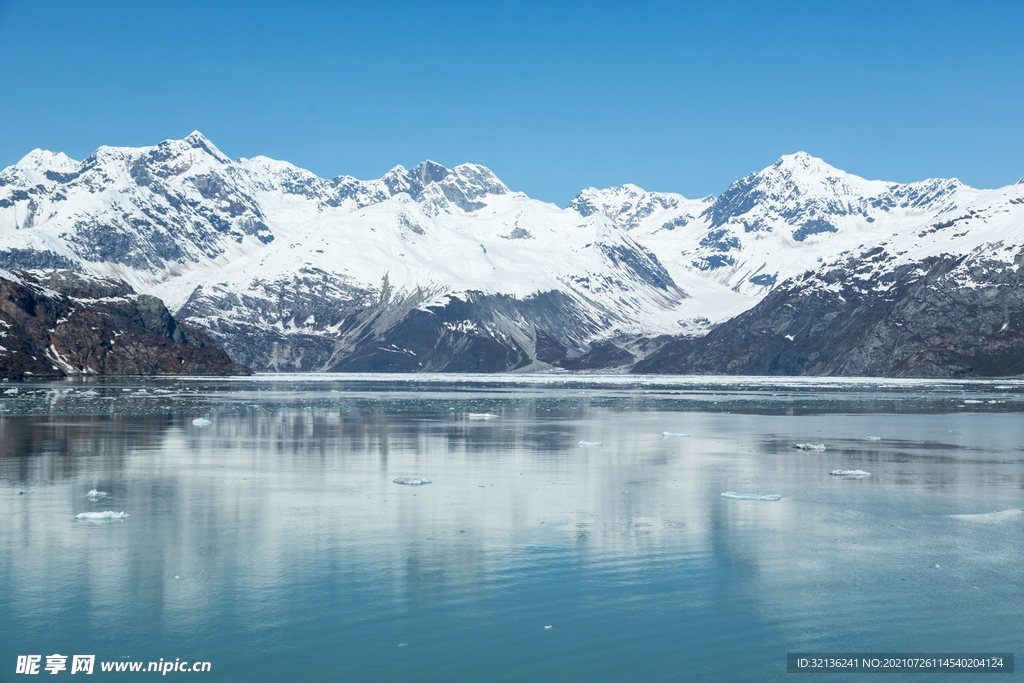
[85, 489, 108, 499]
[75, 511, 129, 520]
[795, 443, 826, 451]
[721, 492, 781, 501]
[830, 469, 870, 478]
[467, 413, 496, 419]
[662, 432, 690, 437]
[192, 418, 212, 426]
[578, 441, 603, 447]
[948, 508, 1023, 523]
[393, 477, 431, 485]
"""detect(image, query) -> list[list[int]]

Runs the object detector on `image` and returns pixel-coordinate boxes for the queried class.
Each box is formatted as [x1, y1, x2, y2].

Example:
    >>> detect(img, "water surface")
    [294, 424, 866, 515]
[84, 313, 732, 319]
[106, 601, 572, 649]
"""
[2, 375, 1021, 681]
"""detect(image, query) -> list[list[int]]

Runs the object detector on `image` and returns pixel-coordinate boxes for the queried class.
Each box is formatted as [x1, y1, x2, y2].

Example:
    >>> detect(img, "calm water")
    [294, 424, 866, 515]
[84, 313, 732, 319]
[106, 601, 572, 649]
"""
[1, 375, 1021, 682]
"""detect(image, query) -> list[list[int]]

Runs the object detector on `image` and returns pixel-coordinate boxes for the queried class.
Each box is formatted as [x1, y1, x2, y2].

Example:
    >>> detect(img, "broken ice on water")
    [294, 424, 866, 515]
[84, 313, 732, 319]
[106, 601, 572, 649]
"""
[830, 469, 870, 478]
[393, 477, 431, 485]
[721, 492, 782, 501]
[85, 489, 108, 499]
[662, 432, 690, 437]
[192, 418, 212, 426]
[795, 443, 826, 451]
[75, 511, 129, 520]
[578, 441, 603, 447]
[467, 413, 496, 419]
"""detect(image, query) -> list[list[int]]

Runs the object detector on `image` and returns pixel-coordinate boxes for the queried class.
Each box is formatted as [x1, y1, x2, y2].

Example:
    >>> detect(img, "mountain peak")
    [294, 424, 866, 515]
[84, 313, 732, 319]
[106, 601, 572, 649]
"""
[16, 148, 79, 174]
[768, 151, 844, 181]
[181, 131, 230, 163]
[410, 160, 450, 187]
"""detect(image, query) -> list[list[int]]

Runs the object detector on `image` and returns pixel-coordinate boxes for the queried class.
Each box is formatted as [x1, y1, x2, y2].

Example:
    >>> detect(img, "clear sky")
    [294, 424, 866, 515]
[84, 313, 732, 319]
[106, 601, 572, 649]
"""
[1, 0, 1021, 206]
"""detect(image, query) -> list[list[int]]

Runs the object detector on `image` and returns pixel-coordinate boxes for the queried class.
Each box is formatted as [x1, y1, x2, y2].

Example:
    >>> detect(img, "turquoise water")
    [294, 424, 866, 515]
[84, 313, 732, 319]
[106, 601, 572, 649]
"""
[1, 376, 1021, 681]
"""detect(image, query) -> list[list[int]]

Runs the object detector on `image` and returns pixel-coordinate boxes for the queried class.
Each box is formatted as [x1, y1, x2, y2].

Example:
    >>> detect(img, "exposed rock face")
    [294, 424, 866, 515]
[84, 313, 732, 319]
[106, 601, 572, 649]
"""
[0, 270, 250, 380]
[635, 248, 1024, 377]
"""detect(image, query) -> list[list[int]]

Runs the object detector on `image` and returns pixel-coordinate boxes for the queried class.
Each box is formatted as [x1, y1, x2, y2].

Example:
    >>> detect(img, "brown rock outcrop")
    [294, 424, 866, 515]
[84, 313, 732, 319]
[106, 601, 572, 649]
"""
[0, 269, 250, 379]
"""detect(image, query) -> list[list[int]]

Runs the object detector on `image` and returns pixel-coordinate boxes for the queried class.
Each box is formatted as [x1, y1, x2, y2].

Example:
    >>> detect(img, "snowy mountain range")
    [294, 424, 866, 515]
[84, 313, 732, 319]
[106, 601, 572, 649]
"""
[1, 132, 1022, 376]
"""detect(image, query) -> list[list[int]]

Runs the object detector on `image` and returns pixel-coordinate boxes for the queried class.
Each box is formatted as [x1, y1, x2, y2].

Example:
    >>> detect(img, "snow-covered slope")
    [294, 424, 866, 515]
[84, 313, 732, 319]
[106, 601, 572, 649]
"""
[0, 133, 1021, 374]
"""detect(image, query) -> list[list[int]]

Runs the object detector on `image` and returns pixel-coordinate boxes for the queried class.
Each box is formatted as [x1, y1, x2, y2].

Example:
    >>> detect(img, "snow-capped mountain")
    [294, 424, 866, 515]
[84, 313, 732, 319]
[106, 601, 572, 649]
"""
[1, 132, 1022, 376]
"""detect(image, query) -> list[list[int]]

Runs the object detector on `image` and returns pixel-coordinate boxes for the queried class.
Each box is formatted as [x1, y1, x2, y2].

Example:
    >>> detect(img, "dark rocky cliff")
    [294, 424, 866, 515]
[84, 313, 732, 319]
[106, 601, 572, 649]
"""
[634, 249, 1024, 378]
[0, 270, 250, 380]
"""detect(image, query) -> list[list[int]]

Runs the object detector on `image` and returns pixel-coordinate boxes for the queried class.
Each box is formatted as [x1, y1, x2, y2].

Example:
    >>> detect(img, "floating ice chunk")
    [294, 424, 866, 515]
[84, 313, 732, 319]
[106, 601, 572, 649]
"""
[795, 443, 826, 451]
[85, 489, 108, 499]
[174, 575, 183, 581]
[467, 413, 496, 419]
[393, 477, 431, 485]
[192, 418, 212, 426]
[75, 511, 129, 520]
[948, 508, 1023, 523]
[544, 625, 553, 630]
[865, 436, 881, 441]
[578, 441, 603, 447]
[721, 492, 781, 501]
[663, 432, 690, 438]
[830, 470, 870, 478]
[963, 399, 983, 404]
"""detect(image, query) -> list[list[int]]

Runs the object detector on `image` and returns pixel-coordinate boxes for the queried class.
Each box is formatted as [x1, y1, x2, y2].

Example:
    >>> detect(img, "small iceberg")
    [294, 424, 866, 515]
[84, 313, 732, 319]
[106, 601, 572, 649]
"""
[192, 418, 212, 426]
[865, 436, 882, 441]
[795, 443, 826, 451]
[830, 469, 871, 478]
[948, 508, 1023, 523]
[85, 489, 108, 499]
[721, 492, 781, 501]
[75, 511, 129, 520]
[467, 413, 496, 419]
[578, 441, 603, 447]
[663, 432, 690, 438]
[393, 477, 431, 485]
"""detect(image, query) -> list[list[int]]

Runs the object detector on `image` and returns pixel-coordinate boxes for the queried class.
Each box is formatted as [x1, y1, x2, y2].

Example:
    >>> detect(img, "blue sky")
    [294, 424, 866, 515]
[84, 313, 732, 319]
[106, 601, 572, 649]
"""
[1, 0, 1021, 205]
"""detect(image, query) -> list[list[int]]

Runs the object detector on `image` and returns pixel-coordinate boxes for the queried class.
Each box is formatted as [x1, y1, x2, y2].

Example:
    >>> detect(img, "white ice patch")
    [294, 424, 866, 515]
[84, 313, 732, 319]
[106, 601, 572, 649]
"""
[393, 477, 431, 485]
[721, 492, 781, 501]
[795, 443, 826, 451]
[578, 441, 603, 447]
[662, 432, 690, 437]
[192, 418, 212, 426]
[948, 508, 1023, 523]
[467, 413, 496, 419]
[865, 436, 882, 441]
[85, 489, 108, 499]
[830, 469, 870, 477]
[76, 511, 129, 520]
